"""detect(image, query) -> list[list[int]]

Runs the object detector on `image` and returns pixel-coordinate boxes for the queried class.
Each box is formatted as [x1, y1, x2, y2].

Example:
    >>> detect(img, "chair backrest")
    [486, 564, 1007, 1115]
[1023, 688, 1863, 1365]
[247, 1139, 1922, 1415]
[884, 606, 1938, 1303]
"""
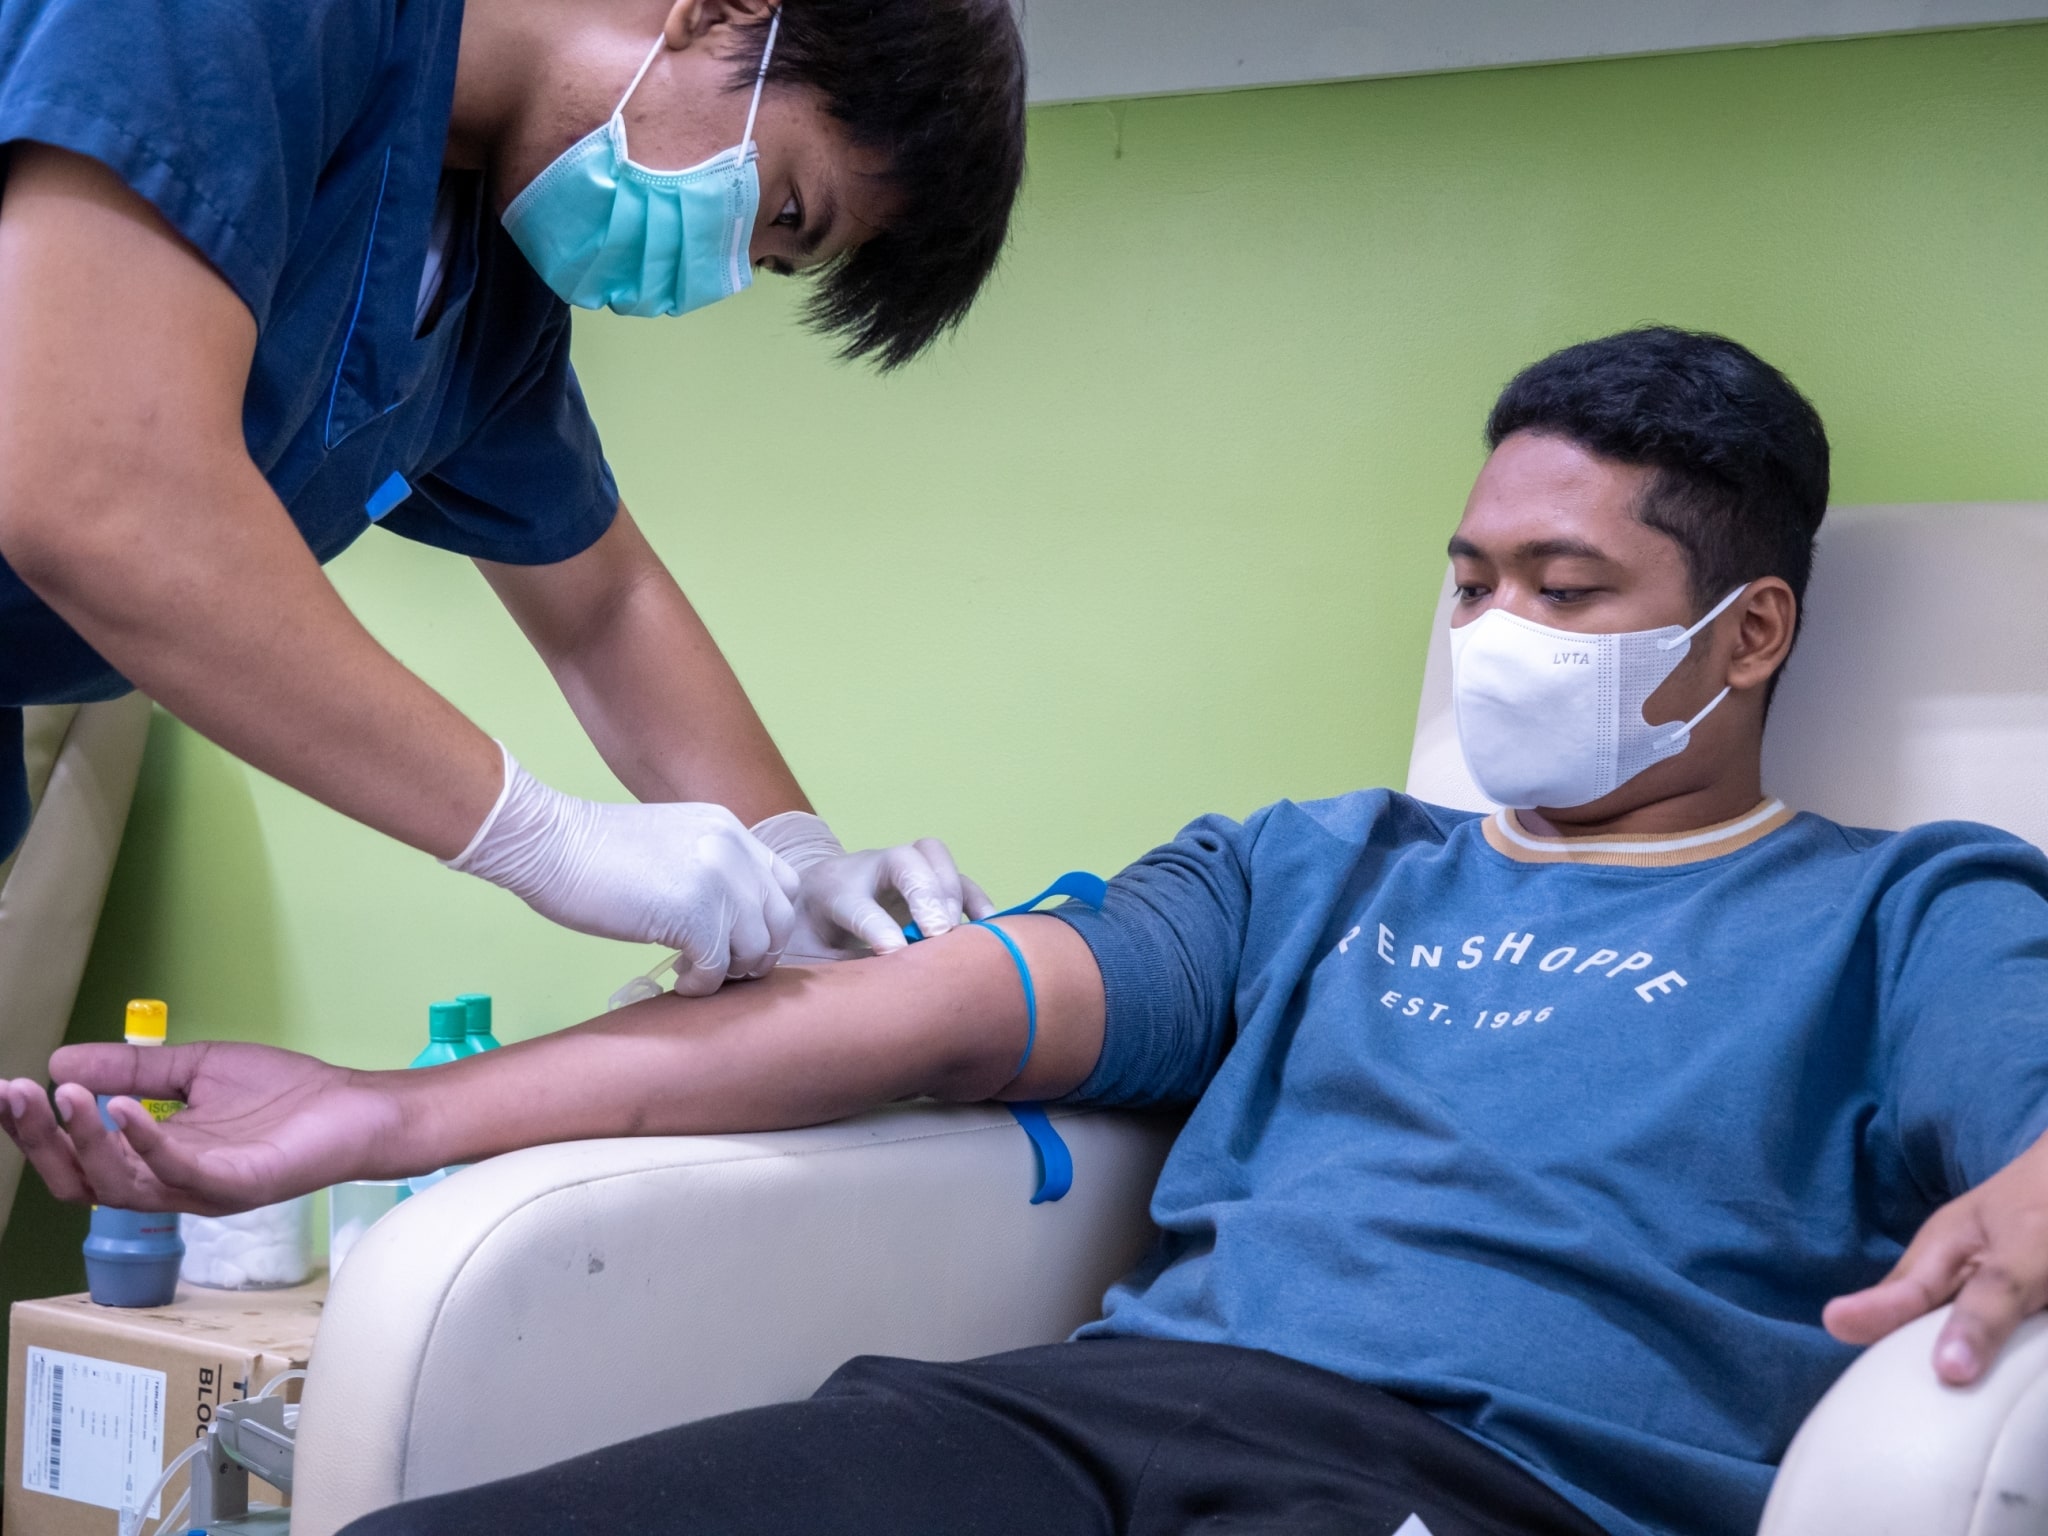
[1405, 503, 2048, 852]
[0, 695, 152, 1247]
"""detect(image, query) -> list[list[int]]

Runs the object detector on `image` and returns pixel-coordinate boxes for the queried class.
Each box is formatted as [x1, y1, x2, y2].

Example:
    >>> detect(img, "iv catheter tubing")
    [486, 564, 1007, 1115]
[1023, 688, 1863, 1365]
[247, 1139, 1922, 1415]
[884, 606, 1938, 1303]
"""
[143, 1488, 188, 1536]
[120, 1435, 207, 1536]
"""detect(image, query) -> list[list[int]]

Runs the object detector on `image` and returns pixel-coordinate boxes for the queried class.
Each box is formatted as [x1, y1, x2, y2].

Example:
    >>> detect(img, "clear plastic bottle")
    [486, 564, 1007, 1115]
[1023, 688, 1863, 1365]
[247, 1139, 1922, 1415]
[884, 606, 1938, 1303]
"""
[456, 992, 500, 1052]
[331, 1000, 482, 1270]
[180, 1196, 314, 1290]
[83, 1001, 185, 1307]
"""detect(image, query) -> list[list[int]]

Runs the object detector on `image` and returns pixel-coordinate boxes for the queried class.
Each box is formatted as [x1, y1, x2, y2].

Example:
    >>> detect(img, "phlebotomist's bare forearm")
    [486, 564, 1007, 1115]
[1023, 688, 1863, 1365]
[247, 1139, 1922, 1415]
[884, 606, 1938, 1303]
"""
[0, 144, 502, 858]
[480, 506, 808, 826]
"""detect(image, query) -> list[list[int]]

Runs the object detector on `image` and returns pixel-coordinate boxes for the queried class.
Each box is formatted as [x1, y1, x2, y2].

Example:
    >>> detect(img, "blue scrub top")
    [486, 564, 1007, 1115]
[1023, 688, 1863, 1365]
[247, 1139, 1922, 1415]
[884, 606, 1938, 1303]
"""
[0, 0, 623, 712]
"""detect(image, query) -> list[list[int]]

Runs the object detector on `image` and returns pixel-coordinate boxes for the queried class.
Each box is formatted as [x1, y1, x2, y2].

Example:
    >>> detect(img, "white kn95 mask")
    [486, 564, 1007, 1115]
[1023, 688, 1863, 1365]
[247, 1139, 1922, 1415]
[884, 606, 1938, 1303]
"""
[1449, 584, 1749, 810]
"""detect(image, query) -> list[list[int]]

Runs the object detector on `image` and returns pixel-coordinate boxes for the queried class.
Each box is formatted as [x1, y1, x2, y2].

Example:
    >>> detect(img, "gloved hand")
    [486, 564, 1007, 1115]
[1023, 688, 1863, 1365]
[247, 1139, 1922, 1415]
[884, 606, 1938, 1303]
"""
[752, 811, 995, 960]
[446, 744, 800, 996]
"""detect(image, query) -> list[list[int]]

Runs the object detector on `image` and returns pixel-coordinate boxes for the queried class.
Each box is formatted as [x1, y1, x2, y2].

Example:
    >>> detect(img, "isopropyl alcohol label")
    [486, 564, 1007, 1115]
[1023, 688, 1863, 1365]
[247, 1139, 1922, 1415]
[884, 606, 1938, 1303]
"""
[21, 1345, 167, 1515]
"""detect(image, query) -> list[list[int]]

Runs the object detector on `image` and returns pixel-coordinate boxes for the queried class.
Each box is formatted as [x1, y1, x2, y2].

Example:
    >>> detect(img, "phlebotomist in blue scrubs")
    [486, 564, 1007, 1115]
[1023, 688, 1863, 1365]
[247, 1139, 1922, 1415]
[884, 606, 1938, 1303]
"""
[0, 0, 1027, 990]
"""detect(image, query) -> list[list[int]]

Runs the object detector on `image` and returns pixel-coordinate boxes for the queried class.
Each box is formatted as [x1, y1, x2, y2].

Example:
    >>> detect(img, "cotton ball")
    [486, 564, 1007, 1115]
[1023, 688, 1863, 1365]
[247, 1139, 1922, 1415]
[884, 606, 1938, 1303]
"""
[181, 1198, 314, 1289]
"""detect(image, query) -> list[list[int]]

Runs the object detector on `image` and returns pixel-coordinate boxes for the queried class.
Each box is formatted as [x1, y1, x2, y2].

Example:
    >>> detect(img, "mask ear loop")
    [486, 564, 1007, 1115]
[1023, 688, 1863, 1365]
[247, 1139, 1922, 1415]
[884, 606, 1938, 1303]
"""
[718, 11, 781, 293]
[738, 10, 781, 158]
[612, 8, 777, 143]
[1652, 685, 1733, 752]
[1656, 582, 1752, 652]
[612, 35, 671, 128]
[1650, 582, 1751, 749]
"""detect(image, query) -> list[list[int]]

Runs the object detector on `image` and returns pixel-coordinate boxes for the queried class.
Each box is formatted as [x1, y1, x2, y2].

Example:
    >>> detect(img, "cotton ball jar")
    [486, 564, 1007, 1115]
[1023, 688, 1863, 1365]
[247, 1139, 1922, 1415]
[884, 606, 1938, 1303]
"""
[180, 1197, 315, 1289]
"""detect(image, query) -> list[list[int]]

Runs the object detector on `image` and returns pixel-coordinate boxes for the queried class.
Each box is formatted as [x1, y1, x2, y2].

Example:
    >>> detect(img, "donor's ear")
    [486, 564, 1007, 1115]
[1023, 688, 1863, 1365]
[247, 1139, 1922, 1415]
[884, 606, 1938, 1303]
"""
[1727, 579, 1797, 691]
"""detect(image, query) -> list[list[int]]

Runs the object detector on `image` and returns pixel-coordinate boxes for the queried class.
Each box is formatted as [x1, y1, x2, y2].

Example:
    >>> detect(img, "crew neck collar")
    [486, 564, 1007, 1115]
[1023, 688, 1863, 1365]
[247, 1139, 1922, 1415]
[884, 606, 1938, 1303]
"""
[1481, 797, 1794, 868]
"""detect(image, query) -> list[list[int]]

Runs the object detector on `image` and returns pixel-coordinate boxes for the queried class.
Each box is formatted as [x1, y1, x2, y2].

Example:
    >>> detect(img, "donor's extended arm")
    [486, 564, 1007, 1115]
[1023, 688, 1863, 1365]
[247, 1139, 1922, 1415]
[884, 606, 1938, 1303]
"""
[0, 919, 1103, 1218]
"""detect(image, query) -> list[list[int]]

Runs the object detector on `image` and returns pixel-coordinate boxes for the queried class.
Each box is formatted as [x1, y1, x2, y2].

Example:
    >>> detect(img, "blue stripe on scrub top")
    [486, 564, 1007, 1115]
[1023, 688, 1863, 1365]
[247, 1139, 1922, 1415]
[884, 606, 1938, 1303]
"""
[0, 0, 623, 854]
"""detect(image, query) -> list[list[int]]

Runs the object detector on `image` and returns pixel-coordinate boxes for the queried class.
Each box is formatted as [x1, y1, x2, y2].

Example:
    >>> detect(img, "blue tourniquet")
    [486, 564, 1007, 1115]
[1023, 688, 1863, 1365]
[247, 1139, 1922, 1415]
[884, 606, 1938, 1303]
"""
[906, 872, 1108, 1203]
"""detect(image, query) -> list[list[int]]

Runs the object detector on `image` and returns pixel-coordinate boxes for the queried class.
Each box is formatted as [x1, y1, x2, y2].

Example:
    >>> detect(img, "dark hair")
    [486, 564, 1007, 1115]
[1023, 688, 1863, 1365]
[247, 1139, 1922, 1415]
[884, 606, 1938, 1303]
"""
[1485, 327, 1831, 662]
[728, 1, 1027, 370]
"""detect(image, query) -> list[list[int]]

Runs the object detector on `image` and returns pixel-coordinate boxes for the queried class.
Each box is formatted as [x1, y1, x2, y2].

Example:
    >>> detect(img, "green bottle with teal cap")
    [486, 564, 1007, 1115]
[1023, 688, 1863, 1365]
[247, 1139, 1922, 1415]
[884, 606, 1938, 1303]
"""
[456, 993, 500, 1052]
[404, 1002, 479, 1196]
[410, 1001, 476, 1068]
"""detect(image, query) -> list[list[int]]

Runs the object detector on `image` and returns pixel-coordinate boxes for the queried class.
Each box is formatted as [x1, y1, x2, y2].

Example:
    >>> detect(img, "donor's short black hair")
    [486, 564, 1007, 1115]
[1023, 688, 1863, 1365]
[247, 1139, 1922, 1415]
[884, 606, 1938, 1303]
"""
[729, 0, 1027, 370]
[1486, 327, 1831, 649]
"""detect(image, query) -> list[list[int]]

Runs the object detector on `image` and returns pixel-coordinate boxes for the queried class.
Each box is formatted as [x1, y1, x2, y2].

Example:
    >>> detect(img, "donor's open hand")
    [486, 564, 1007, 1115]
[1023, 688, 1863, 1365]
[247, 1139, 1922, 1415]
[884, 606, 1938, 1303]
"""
[1, 1042, 395, 1215]
[1825, 1130, 2048, 1385]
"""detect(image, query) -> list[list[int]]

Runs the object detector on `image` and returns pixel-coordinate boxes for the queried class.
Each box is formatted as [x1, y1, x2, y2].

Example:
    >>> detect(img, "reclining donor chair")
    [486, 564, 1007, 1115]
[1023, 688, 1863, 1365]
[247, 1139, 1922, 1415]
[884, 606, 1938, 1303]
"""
[290, 503, 2048, 1536]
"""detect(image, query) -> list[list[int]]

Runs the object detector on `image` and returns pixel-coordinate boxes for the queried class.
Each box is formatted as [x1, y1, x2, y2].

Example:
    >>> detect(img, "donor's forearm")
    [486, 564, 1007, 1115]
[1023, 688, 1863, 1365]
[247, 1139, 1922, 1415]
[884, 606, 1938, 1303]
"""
[390, 917, 1106, 1171]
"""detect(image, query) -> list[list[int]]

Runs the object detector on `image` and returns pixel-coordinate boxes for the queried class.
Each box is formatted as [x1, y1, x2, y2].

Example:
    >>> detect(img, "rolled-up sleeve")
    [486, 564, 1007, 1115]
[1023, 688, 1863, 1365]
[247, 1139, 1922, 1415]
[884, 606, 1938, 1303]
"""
[0, 0, 378, 326]
[1051, 811, 1263, 1107]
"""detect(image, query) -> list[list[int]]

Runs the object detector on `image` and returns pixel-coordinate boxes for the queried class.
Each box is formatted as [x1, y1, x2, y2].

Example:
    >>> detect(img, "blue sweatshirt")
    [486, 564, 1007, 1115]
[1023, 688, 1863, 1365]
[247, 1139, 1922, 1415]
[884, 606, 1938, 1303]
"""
[1049, 792, 2048, 1536]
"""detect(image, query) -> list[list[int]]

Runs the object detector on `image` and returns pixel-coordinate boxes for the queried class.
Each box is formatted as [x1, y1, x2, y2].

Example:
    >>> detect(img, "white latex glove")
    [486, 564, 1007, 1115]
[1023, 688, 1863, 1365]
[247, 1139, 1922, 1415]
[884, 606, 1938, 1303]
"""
[445, 744, 800, 996]
[752, 811, 996, 961]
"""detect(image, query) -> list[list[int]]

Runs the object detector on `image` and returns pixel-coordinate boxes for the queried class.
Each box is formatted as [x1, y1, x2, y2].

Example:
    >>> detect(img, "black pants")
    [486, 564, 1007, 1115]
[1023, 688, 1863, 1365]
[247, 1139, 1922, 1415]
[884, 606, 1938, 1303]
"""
[341, 1339, 1608, 1536]
[1, 707, 26, 863]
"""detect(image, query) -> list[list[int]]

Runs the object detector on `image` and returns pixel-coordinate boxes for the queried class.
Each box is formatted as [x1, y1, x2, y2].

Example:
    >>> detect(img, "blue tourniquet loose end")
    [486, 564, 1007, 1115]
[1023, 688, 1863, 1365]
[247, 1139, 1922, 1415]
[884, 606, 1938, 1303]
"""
[1006, 1102, 1074, 1203]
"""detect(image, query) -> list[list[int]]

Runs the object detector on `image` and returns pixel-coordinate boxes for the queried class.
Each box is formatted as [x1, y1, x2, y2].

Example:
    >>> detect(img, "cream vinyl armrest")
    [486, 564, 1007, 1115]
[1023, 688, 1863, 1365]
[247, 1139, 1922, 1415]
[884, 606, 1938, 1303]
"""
[289, 1102, 1179, 1536]
[1758, 1306, 2048, 1535]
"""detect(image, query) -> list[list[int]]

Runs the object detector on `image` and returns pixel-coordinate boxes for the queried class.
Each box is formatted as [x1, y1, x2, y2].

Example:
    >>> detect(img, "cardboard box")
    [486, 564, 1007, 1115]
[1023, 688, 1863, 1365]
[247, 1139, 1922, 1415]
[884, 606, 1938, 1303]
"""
[6, 1278, 325, 1536]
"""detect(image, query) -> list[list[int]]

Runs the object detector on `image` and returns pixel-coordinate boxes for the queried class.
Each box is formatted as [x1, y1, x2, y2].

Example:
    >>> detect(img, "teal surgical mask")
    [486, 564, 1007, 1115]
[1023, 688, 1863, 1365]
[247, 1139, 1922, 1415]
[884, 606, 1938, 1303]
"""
[503, 13, 780, 318]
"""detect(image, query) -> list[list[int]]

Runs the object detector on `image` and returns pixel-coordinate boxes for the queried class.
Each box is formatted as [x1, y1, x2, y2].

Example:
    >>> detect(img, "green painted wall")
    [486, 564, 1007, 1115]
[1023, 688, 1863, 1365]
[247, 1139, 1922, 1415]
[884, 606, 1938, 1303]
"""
[5, 23, 2044, 1299]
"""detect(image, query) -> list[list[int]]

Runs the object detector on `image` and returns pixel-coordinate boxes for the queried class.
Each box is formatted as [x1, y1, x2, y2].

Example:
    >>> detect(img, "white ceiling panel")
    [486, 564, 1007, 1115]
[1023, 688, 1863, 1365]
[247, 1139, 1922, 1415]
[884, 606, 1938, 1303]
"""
[1019, 0, 2048, 104]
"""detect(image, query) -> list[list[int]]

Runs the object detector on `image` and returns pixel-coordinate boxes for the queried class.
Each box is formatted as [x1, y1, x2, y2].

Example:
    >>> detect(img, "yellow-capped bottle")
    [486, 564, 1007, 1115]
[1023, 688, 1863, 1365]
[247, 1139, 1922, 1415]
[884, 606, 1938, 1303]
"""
[84, 1000, 184, 1306]
[123, 999, 184, 1121]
